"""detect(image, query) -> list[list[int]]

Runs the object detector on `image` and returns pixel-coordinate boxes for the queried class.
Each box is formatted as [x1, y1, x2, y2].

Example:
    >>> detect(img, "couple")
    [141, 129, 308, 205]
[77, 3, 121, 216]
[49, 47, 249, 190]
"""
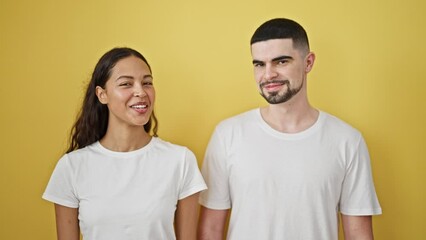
[43, 18, 381, 240]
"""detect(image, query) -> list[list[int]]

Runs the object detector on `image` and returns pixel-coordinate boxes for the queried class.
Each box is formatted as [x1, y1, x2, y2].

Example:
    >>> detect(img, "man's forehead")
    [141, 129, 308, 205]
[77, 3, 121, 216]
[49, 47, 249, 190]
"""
[251, 39, 296, 59]
[251, 38, 294, 47]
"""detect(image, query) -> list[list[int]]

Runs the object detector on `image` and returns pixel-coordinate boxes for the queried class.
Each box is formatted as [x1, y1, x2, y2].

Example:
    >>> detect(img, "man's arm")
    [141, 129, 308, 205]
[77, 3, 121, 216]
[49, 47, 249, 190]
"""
[341, 214, 374, 240]
[197, 206, 229, 240]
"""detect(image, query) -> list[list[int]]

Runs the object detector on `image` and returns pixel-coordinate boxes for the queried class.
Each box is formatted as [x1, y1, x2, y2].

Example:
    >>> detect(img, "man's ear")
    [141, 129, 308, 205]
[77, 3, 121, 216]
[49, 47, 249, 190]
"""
[96, 86, 108, 104]
[305, 52, 316, 73]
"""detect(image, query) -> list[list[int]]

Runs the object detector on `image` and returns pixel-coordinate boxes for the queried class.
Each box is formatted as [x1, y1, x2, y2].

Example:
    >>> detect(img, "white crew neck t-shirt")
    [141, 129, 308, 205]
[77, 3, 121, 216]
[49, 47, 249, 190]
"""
[43, 137, 207, 240]
[200, 109, 381, 240]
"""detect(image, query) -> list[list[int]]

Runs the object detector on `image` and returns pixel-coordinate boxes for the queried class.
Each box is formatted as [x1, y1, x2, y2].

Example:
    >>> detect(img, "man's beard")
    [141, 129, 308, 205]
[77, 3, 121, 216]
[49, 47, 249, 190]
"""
[259, 80, 303, 104]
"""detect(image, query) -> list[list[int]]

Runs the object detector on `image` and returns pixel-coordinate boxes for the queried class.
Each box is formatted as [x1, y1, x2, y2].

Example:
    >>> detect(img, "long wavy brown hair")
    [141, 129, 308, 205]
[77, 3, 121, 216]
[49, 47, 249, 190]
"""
[66, 47, 158, 153]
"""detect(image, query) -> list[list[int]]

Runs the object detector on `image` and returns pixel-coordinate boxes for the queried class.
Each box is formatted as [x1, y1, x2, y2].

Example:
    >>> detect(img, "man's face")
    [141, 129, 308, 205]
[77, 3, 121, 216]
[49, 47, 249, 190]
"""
[251, 39, 312, 105]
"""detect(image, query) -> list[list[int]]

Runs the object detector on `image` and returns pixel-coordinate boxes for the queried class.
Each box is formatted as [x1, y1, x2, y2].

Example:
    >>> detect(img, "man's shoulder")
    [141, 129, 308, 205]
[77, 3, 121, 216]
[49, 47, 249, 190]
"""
[216, 108, 259, 129]
[321, 111, 362, 138]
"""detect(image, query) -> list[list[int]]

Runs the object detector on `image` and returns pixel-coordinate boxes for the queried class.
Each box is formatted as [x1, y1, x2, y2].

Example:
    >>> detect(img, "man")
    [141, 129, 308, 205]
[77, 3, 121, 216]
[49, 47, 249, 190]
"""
[198, 18, 382, 240]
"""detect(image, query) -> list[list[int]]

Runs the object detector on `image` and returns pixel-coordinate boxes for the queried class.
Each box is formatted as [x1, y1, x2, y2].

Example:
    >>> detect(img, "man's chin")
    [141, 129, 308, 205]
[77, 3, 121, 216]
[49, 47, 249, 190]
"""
[261, 92, 284, 104]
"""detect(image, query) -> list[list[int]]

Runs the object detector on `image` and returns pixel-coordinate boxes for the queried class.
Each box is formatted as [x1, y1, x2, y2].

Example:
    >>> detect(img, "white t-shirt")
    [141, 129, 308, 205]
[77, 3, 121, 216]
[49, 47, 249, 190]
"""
[43, 137, 207, 240]
[199, 109, 381, 240]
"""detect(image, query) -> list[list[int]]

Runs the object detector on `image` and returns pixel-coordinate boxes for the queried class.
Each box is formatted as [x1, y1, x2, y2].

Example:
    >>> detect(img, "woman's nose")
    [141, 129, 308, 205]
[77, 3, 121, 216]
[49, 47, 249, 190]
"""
[133, 85, 146, 97]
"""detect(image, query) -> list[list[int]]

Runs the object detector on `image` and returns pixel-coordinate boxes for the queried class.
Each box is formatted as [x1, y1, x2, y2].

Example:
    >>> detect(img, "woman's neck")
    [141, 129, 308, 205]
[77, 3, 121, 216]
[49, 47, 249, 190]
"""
[100, 126, 152, 152]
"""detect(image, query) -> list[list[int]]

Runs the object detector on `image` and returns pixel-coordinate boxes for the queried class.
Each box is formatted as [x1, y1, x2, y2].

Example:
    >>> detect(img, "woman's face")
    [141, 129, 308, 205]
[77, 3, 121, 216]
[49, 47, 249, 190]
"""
[96, 56, 155, 130]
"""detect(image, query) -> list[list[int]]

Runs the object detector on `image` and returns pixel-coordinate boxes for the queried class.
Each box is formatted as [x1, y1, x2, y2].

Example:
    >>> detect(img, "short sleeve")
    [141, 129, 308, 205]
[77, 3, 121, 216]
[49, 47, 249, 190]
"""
[339, 135, 382, 215]
[42, 155, 79, 208]
[199, 126, 231, 210]
[178, 148, 207, 200]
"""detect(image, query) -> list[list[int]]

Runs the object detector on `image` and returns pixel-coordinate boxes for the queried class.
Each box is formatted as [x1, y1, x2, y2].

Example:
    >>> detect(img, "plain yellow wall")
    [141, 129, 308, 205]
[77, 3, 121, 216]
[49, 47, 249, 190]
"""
[1, 0, 425, 239]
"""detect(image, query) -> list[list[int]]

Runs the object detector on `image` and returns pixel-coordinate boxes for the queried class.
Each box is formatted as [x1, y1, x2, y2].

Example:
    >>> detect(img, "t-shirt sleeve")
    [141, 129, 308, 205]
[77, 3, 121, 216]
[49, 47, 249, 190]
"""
[42, 155, 79, 208]
[178, 148, 207, 200]
[339, 135, 382, 215]
[199, 126, 231, 210]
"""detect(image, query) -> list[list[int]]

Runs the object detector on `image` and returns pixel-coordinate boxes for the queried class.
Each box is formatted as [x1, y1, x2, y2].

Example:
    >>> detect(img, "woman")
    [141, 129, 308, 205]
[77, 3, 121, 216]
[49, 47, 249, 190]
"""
[43, 47, 207, 240]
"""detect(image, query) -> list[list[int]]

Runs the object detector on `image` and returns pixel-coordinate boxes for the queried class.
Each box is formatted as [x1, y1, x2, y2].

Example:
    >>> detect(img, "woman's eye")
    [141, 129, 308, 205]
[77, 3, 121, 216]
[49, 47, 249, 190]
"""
[119, 82, 131, 86]
[143, 82, 153, 86]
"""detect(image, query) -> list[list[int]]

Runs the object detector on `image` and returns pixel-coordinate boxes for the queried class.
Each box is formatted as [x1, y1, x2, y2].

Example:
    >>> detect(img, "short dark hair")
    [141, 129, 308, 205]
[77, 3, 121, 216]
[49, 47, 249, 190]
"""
[250, 18, 310, 52]
[67, 47, 158, 153]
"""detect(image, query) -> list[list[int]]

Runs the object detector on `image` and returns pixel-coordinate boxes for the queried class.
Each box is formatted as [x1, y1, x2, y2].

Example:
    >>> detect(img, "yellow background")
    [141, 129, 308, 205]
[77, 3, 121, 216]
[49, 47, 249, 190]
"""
[1, 0, 425, 239]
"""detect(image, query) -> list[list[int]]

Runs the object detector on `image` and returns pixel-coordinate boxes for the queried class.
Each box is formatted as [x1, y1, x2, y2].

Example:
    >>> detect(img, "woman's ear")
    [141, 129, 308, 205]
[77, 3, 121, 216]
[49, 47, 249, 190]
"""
[96, 86, 108, 104]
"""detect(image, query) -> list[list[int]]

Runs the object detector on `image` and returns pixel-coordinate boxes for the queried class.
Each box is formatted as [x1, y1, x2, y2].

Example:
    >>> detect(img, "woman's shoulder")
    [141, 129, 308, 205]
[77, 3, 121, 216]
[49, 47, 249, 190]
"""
[152, 137, 191, 154]
[64, 141, 101, 161]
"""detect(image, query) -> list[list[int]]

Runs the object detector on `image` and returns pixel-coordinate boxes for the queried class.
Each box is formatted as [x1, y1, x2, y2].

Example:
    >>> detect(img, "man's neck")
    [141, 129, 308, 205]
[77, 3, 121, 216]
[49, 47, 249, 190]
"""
[260, 100, 319, 133]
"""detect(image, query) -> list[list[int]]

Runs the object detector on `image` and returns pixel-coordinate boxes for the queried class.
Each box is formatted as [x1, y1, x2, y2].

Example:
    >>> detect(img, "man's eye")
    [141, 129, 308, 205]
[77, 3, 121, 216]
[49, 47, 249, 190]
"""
[143, 82, 153, 86]
[278, 60, 288, 65]
[253, 63, 264, 67]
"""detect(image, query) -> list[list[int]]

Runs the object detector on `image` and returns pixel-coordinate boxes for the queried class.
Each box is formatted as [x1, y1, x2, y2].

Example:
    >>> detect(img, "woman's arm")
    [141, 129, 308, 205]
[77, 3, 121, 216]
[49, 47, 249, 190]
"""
[174, 193, 200, 240]
[54, 204, 80, 240]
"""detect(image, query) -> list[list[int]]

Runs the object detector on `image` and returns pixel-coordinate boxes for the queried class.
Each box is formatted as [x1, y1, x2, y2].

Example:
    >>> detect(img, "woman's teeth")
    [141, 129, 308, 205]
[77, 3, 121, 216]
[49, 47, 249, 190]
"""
[131, 105, 147, 109]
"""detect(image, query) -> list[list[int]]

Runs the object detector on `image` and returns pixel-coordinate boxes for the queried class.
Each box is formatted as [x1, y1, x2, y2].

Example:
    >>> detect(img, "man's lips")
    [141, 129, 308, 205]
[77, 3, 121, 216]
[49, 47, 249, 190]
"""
[259, 80, 288, 90]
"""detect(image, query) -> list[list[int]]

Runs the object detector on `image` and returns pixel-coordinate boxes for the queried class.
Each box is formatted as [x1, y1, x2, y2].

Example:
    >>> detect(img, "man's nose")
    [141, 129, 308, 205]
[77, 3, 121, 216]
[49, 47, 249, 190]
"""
[264, 65, 278, 80]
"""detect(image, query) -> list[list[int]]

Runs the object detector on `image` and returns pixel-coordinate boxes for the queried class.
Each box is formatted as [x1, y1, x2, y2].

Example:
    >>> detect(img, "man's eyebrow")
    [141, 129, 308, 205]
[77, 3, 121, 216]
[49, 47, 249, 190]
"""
[271, 55, 293, 62]
[252, 56, 293, 65]
[252, 59, 264, 65]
